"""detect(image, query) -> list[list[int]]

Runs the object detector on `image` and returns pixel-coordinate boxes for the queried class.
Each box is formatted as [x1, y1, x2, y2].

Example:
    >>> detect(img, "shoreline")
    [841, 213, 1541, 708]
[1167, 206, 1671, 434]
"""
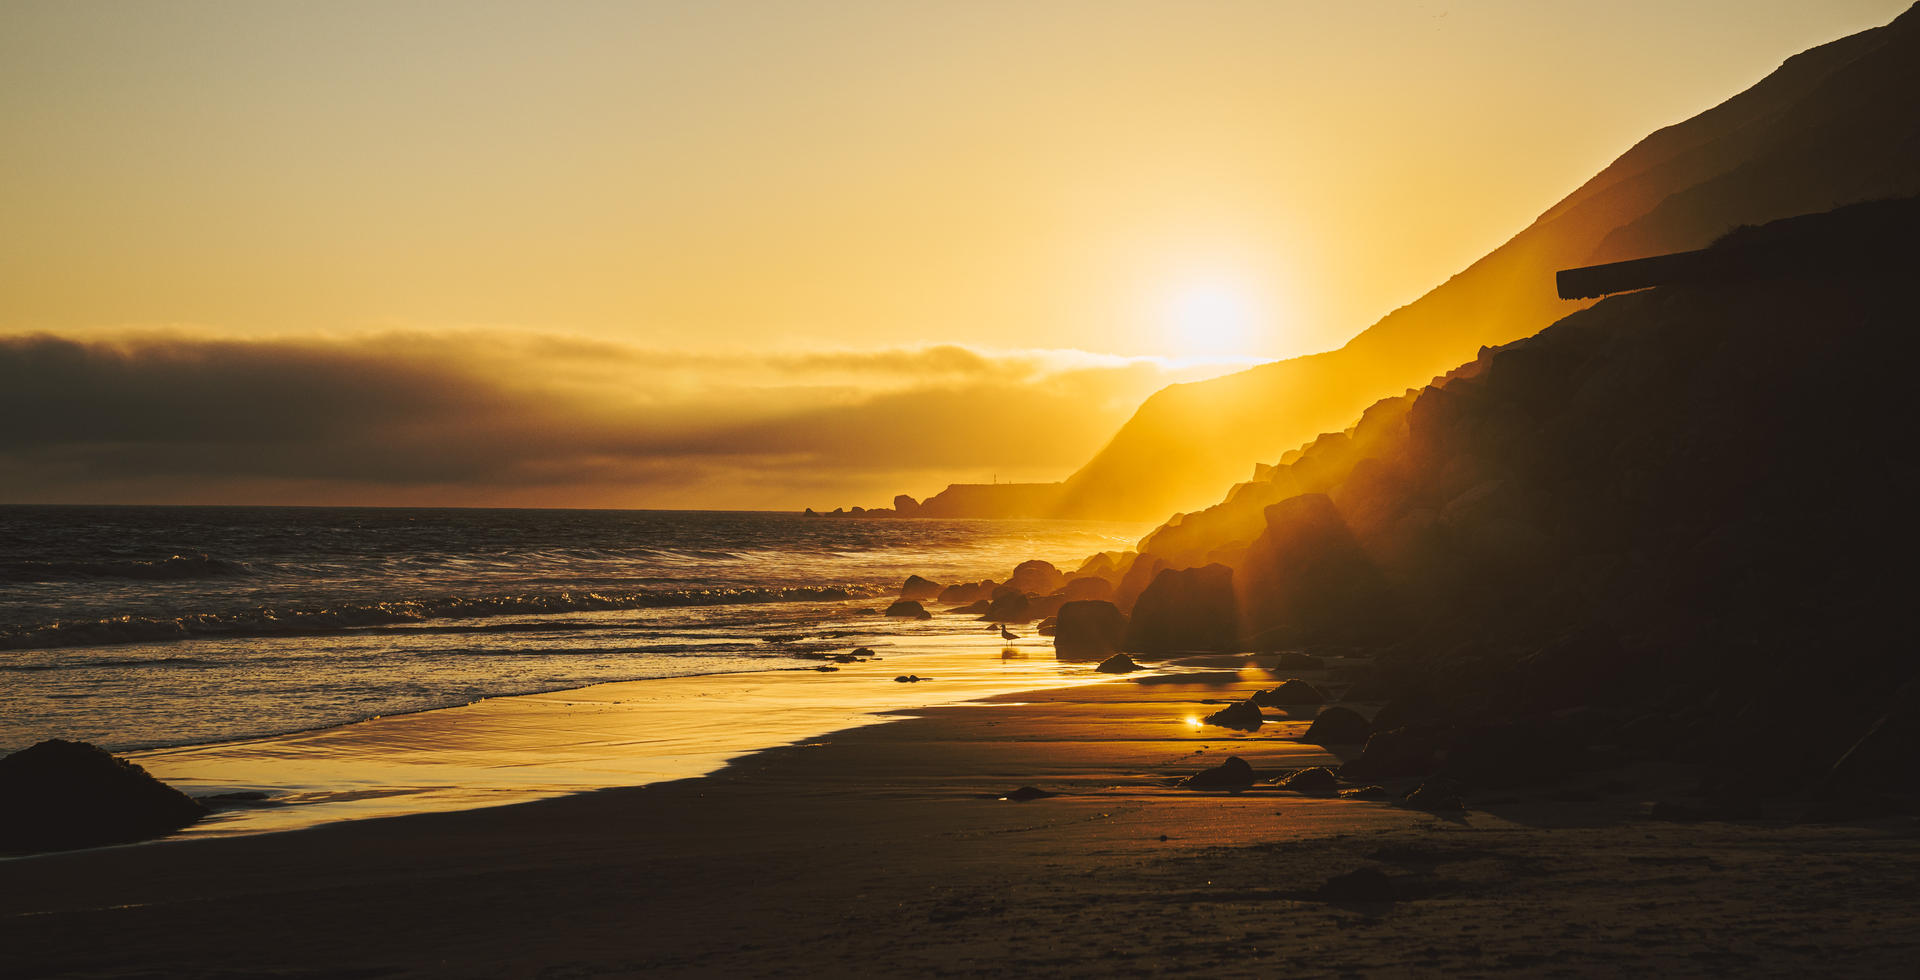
[120, 616, 1123, 840]
[7, 636, 1918, 975]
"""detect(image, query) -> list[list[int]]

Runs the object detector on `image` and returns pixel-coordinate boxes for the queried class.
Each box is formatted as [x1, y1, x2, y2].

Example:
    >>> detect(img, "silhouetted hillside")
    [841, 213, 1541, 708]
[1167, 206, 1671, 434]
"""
[1079, 196, 1918, 800]
[1042, 3, 1920, 521]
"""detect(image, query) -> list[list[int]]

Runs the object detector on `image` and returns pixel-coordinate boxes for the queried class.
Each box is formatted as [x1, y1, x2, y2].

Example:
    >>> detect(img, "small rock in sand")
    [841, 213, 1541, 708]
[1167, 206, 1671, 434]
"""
[1402, 777, 1466, 811]
[1278, 766, 1340, 795]
[1094, 653, 1143, 674]
[894, 674, 930, 683]
[1251, 678, 1325, 706]
[1179, 755, 1257, 791]
[1302, 705, 1372, 745]
[1001, 786, 1056, 801]
[884, 600, 933, 620]
[1317, 867, 1396, 903]
[1202, 699, 1265, 731]
[1340, 785, 1390, 800]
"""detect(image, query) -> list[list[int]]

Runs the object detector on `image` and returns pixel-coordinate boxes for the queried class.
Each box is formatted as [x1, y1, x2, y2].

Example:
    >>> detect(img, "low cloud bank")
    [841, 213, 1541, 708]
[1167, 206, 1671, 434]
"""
[0, 330, 1239, 509]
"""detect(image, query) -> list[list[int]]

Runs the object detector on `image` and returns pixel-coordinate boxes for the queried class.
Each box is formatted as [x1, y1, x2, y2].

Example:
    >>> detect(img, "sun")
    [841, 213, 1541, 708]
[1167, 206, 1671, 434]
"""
[1160, 278, 1264, 358]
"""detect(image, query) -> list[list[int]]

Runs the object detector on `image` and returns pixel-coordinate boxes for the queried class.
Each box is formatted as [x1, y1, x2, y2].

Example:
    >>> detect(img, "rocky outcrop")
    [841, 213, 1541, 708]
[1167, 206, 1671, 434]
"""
[1278, 766, 1340, 795]
[0, 739, 207, 852]
[1120, 564, 1237, 653]
[1053, 600, 1127, 661]
[899, 575, 943, 602]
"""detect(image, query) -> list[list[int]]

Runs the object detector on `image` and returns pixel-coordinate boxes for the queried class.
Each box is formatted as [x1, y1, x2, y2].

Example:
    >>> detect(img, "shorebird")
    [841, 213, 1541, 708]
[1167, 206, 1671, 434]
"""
[999, 625, 1018, 641]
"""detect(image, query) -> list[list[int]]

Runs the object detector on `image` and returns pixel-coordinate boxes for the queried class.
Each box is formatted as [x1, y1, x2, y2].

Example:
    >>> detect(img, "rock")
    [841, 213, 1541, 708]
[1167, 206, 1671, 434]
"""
[1340, 785, 1390, 800]
[950, 599, 991, 615]
[1035, 617, 1058, 637]
[894, 674, 930, 683]
[1278, 766, 1340, 795]
[1203, 698, 1265, 731]
[1402, 777, 1465, 811]
[1060, 577, 1114, 602]
[884, 599, 932, 620]
[1094, 653, 1143, 674]
[1053, 600, 1128, 661]
[1275, 650, 1326, 669]
[984, 591, 1032, 623]
[1002, 786, 1055, 801]
[1178, 755, 1256, 790]
[1340, 726, 1442, 780]
[938, 581, 993, 604]
[1302, 706, 1373, 745]
[1025, 593, 1067, 621]
[1317, 867, 1395, 902]
[892, 494, 922, 517]
[1251, 679, 1325, 706]
[1121, 563, 1238, 654]
[814, 665, 839, 672]
[851, 647, 876, 658]
[900, 575, 943, 602]
[1008, 559, 1067, 596]
[0, 739, 207, 852]
[1239, 493, 1398, 641]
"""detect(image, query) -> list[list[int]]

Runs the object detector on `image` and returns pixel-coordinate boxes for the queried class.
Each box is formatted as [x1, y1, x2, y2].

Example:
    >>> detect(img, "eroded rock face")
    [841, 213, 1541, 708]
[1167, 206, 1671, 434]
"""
[1053, 600, 1127, 661]
[1121, 564, 1238, 654]
[0, 739, 207, 853]
[884, 600, 933, 620]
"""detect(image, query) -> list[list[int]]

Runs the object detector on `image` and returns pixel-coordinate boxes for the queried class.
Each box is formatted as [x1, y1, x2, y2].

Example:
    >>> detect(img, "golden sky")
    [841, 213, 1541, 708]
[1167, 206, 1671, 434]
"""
[0, 1, 1907, 507]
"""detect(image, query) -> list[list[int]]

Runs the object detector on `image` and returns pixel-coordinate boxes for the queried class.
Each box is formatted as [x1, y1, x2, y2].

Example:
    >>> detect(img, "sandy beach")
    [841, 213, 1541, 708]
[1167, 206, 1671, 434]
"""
[7, 633, 1917, 977]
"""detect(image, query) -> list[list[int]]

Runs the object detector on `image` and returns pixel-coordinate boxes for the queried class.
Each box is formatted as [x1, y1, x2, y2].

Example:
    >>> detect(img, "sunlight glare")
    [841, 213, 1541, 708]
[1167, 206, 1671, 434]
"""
[1161, 278, 1265, 358]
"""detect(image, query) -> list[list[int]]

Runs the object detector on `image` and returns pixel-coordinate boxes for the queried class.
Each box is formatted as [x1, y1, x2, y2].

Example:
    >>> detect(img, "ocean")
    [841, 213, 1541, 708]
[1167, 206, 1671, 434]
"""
[0, 506, 1148, 755]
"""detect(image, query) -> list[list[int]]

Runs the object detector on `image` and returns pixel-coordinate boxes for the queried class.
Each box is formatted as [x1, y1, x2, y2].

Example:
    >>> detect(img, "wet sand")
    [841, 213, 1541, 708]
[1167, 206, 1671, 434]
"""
[5, 644, 1919, 976]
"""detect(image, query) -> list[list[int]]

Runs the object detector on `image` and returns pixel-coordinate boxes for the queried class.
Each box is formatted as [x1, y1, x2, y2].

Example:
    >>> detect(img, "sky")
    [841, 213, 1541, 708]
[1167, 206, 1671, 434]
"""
[1, 0, 1908, 509]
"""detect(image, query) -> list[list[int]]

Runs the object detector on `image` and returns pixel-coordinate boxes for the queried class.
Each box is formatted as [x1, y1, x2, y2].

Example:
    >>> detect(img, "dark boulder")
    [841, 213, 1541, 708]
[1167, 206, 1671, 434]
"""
[937, 580, 995, 604]
[1060, 577, 1115, 602]
[985, 591, 1033, 623]
[1302, 706, 1373, 745]
[1035, 617, 1058, 637]
[894, 674, 930, 683]
[1251, 679, 1325, 707]
[1121, 563, 1238, 654]
[884, 600, 933, 620]
[1238, 493, 1397, 642]
[1278, 766, 1340, 795]
[0, 739, 207, 852]
[1008, 559, 1066, 596]
[1340, 726, 1442, 780]
[1094, 653, 1143, 674]
[900, 575, 944, 602]
[1340, 785, 1390, 800]
[1179, 755, 1256, 790]
[1053, 600, 1128, 661]
[1203, 699, 1265, 732]
[950, 599, 991, 616]
[1402, 777, 1465, 811]
[893, 494, 922, 517]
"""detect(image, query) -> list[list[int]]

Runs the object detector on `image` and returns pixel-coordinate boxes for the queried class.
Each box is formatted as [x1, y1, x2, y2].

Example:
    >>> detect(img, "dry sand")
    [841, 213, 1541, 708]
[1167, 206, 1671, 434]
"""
[4, 642, 1918, 977]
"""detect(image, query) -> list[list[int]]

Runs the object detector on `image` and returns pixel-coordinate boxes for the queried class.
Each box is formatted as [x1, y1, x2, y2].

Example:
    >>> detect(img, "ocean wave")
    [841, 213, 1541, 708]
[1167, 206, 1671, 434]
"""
[0, 584, 884, 652]
[0, 552, 252, 583]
